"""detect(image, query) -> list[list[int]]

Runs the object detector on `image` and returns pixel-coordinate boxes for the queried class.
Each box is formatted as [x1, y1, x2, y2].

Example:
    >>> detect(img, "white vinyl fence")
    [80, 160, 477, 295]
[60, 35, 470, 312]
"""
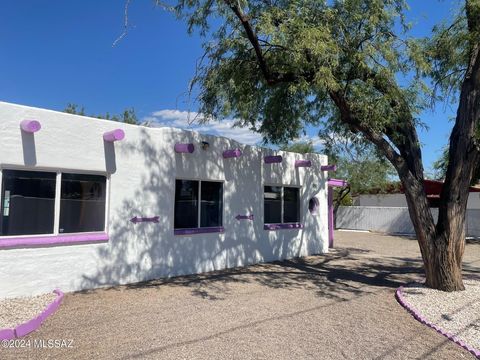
[337, 206, 480, 237]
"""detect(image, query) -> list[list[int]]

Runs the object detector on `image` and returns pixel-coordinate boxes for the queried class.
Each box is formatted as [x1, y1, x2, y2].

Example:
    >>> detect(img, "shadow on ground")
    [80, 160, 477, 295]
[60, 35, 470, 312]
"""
[76, 245, 425, 303]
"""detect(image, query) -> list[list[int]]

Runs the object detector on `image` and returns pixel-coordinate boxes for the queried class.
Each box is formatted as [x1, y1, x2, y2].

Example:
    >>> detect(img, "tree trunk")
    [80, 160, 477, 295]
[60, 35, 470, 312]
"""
[432, 10, 480, 291]
[400, 175, 466, 291]
[424, 231, 465, 291]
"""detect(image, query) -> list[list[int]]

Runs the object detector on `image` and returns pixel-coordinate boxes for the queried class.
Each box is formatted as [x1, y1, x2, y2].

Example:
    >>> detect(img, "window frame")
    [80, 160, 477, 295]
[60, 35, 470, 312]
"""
[174, 178, 224, 235]
[263, 185, 303, 230]
[0, 166, 110, 248]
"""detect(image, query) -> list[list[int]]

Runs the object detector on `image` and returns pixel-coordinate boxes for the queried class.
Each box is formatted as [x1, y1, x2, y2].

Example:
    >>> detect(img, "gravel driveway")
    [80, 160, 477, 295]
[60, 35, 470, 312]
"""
[2, 231, 479, 360]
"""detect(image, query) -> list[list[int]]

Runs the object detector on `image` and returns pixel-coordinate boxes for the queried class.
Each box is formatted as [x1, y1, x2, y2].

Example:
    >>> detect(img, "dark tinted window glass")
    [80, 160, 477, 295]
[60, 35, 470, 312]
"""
[284, 187, 300, 223]
[264, 186, 282, 223]
[59, 173, 106, 233]
[174, 180, 198, 229]
[1, 170, 56, 236]
[200, 181, 223, 227]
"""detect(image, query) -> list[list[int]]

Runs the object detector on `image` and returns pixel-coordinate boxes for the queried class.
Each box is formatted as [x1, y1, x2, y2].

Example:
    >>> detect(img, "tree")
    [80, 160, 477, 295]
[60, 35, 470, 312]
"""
[63, 103, 140, 125]
[280, 139, 395, 210]
[164, 0, 479, 291]
[280, 141, 315, 154]
[433, 146, 480, 184]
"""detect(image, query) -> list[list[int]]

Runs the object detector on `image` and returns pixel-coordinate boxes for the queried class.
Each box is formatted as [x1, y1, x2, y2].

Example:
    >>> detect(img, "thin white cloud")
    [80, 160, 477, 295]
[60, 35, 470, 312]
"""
[144, 109, 263, 145]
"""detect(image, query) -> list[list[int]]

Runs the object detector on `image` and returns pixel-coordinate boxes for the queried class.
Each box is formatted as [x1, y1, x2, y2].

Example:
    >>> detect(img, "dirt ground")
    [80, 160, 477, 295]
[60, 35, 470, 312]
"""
[2, 231, 479, 360]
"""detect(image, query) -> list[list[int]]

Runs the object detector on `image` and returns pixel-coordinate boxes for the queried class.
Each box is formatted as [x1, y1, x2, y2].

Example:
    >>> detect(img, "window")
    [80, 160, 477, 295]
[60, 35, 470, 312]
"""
[174, 180, 223, 231]
[174, 180, 199, 229]
[200, 181, 223, 227]
[264, 186, 282, 223]
[1, 170, 56, 236]
[59, 173, 106, 233]
[283, 187, 300, 223]
[0, 169, 107, 238]
[264, 186, 300, 224]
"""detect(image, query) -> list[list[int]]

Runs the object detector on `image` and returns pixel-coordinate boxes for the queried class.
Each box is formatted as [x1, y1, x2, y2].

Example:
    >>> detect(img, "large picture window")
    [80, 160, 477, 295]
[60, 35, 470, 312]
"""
[174, 180, 223, 231]
[0, 169, 107, 238]
[1, 170, 56, 236]
[59, 173, 106, 233]
[264, 186, 300, 224]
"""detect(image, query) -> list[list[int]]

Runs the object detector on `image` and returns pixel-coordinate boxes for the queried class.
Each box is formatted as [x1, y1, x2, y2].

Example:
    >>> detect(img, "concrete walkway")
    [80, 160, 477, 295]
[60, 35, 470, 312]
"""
[2, 231, 479, 359]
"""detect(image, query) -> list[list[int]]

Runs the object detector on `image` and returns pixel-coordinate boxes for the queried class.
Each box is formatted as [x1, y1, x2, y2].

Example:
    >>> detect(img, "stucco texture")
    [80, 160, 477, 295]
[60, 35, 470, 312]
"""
[0, 102, 329, 298]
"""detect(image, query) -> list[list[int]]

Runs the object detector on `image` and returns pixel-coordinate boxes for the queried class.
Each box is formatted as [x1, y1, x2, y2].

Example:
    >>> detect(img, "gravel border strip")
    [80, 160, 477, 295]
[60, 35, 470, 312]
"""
[0, 289, 64, 340]
[396, 286, 480, 359]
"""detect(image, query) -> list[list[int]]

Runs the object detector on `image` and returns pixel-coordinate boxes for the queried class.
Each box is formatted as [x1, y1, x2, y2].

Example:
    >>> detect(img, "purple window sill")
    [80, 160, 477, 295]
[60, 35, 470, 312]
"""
[0, 233, 109, 249]
[174, 227, 224, 236]
[264, 223, 304, 230]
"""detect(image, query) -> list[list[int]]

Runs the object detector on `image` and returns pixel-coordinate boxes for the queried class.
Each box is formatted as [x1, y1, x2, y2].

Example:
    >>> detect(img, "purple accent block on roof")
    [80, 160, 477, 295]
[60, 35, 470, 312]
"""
[20, 120, 41, 133]
[264, 223, 304, 230]
[295, 160, 312, 168]
[264, 155, 282, 164]
[103, 129, 125, 142]
[174, 143, 195, 153]
[174, 227, 224, 235]
[223, 149, 242, 158]
[321, 164, 337, 171]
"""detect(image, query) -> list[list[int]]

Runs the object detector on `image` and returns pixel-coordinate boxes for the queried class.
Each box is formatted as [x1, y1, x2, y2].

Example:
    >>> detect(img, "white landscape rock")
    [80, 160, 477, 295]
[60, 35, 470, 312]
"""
[0, 292, 57, 329]
[402, 279, 480, 351]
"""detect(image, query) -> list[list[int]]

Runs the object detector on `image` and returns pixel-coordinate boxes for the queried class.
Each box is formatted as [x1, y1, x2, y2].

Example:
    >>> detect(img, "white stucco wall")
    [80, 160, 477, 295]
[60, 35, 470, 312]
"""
[0, 102, 329, 298]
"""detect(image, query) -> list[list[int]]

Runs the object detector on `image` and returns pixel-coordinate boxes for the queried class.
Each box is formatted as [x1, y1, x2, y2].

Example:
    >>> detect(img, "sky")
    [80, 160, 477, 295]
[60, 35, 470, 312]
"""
[0, 0, 462, 174]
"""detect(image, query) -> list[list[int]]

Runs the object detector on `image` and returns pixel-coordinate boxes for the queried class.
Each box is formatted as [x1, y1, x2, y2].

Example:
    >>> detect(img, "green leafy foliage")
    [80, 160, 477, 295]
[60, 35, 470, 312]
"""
[280, 141, 315, 154]
[433, 145, 480, 184]
[63, 103, 140, 125]
[171, 0, 433, 145]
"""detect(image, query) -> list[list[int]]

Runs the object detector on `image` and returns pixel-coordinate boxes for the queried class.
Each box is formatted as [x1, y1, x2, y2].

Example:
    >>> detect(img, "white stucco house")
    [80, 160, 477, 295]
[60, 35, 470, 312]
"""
[0, 102, 333, 298]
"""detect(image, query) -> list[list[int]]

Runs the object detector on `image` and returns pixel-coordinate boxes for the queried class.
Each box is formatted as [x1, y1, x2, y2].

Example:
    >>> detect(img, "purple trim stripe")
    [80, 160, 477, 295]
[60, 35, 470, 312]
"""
[264, 223, 304, 230]
[0, 233, 109, 249]
[20, 120, 41, 133]
[103, 129, 125, 142]
[295, 160, 312, 168]
[223, 149, 242, 158]
[174, 227, 224, 235]
[328, 188, 334, 248]
[264, 155, 282, 164]
[0, 289, 64, 340]
[321, 165, 337, 171]
[396, 286, 480, 359]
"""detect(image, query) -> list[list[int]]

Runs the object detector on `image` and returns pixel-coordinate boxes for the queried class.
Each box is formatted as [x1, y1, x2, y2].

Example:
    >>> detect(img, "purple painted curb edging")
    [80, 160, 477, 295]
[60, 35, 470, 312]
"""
[0, 233, 109, 249]
[396, 286, 480, 359]
[0, 289, 64, 340]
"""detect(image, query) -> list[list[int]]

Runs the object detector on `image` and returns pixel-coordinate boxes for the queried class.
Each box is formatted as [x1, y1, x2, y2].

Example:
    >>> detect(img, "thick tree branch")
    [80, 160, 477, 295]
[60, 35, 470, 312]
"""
[225, 1, 273, 83]
[328, 90, 406, 171]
